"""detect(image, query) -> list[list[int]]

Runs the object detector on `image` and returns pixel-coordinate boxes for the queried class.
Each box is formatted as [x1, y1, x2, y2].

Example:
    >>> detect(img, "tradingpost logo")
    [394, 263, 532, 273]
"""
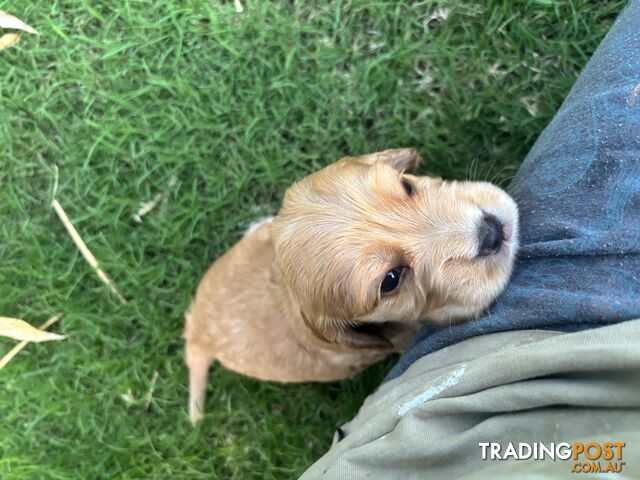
[479, 442, 626, 474]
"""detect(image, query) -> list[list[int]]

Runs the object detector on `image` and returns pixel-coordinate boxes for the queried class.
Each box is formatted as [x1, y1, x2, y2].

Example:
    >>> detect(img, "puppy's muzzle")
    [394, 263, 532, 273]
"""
[477, 213, 505, 256]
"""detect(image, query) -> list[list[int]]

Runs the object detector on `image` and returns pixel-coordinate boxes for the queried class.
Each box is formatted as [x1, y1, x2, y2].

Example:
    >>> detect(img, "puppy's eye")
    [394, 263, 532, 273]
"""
[381, 268, 404, 294]
[401, 178, 414, 196]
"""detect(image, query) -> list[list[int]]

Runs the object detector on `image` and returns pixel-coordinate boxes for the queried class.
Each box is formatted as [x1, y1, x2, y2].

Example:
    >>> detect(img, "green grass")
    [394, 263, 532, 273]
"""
[0, 0, 626, 478]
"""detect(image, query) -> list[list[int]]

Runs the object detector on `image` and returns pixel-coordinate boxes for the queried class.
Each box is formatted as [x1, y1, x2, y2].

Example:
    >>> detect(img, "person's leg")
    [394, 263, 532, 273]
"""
[302, 321, 640, 480]
[302, 1, 640, 478]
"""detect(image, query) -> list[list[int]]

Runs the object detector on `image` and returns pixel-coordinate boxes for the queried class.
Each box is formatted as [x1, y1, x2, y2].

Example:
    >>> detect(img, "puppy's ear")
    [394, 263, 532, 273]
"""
[336, 322, 396, 350]
[346, 148, 422, 174]
[301, 312, 394, 350]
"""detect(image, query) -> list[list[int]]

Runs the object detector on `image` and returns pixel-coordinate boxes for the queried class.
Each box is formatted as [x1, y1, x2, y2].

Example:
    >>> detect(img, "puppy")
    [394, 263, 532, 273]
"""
[184, 148, 518, 423]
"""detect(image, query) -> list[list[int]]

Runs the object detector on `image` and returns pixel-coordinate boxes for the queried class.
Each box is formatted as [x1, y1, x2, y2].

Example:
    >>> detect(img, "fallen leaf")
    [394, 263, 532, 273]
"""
[0, 32, 20, 51]
[0, 314, 62, 369]
[0, 317, 66, 342]
[0, 10, 38, 34]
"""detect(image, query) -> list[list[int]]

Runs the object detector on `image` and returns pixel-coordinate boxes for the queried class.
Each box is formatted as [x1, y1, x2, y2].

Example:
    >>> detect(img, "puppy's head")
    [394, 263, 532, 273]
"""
[271, 148, 518, 350]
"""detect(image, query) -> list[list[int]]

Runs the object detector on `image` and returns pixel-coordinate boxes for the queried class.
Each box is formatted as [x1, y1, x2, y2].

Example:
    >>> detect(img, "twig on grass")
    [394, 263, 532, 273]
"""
[0, 314, 62, 369]
[51, 164, 59, 200]
[52, 199, 128, 305]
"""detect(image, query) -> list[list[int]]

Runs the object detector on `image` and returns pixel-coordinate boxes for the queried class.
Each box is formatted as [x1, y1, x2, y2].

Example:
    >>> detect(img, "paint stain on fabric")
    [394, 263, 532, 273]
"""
[396, 364, 466, 416]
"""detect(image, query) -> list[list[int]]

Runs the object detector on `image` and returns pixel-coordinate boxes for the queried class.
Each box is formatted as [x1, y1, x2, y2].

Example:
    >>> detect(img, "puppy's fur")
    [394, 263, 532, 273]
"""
[184, 148, 518, 423]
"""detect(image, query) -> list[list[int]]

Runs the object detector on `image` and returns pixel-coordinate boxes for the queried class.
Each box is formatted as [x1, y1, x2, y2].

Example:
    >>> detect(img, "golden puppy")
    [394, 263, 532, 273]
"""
[184, 148, 518, 423]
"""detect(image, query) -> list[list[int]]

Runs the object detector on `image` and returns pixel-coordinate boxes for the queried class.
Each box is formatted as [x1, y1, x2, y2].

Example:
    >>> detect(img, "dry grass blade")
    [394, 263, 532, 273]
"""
[120, 389, 135, 406]
[144, 370, 159, 410]
[0, 32, 20, 51]
[52, 199, 128, 305]
[132, 174, 176, 223]
[0, 316, 65, 342]
[0, 315, 62, 370]
[0, 10, 38, 34]
[132, 196, 160, 222]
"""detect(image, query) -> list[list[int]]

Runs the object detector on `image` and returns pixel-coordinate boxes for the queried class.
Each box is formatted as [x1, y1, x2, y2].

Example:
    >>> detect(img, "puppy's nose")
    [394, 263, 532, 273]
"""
[478, 214, 505, 256]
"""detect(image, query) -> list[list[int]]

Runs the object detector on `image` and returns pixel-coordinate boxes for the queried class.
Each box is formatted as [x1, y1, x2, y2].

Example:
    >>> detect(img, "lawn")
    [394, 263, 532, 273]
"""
[0, 0, 626, 478]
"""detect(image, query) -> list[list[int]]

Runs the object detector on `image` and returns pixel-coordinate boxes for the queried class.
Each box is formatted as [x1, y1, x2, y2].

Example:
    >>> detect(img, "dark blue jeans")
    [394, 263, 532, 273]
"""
[387, 0, 640, 381]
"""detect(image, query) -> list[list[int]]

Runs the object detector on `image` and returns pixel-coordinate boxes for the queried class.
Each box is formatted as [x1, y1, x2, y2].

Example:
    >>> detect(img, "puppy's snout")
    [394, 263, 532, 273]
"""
[478, 213, 504, 256]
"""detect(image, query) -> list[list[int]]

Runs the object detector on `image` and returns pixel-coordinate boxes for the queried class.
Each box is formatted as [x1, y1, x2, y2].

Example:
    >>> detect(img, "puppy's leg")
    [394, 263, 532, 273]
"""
[186, 346, 214, 425]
